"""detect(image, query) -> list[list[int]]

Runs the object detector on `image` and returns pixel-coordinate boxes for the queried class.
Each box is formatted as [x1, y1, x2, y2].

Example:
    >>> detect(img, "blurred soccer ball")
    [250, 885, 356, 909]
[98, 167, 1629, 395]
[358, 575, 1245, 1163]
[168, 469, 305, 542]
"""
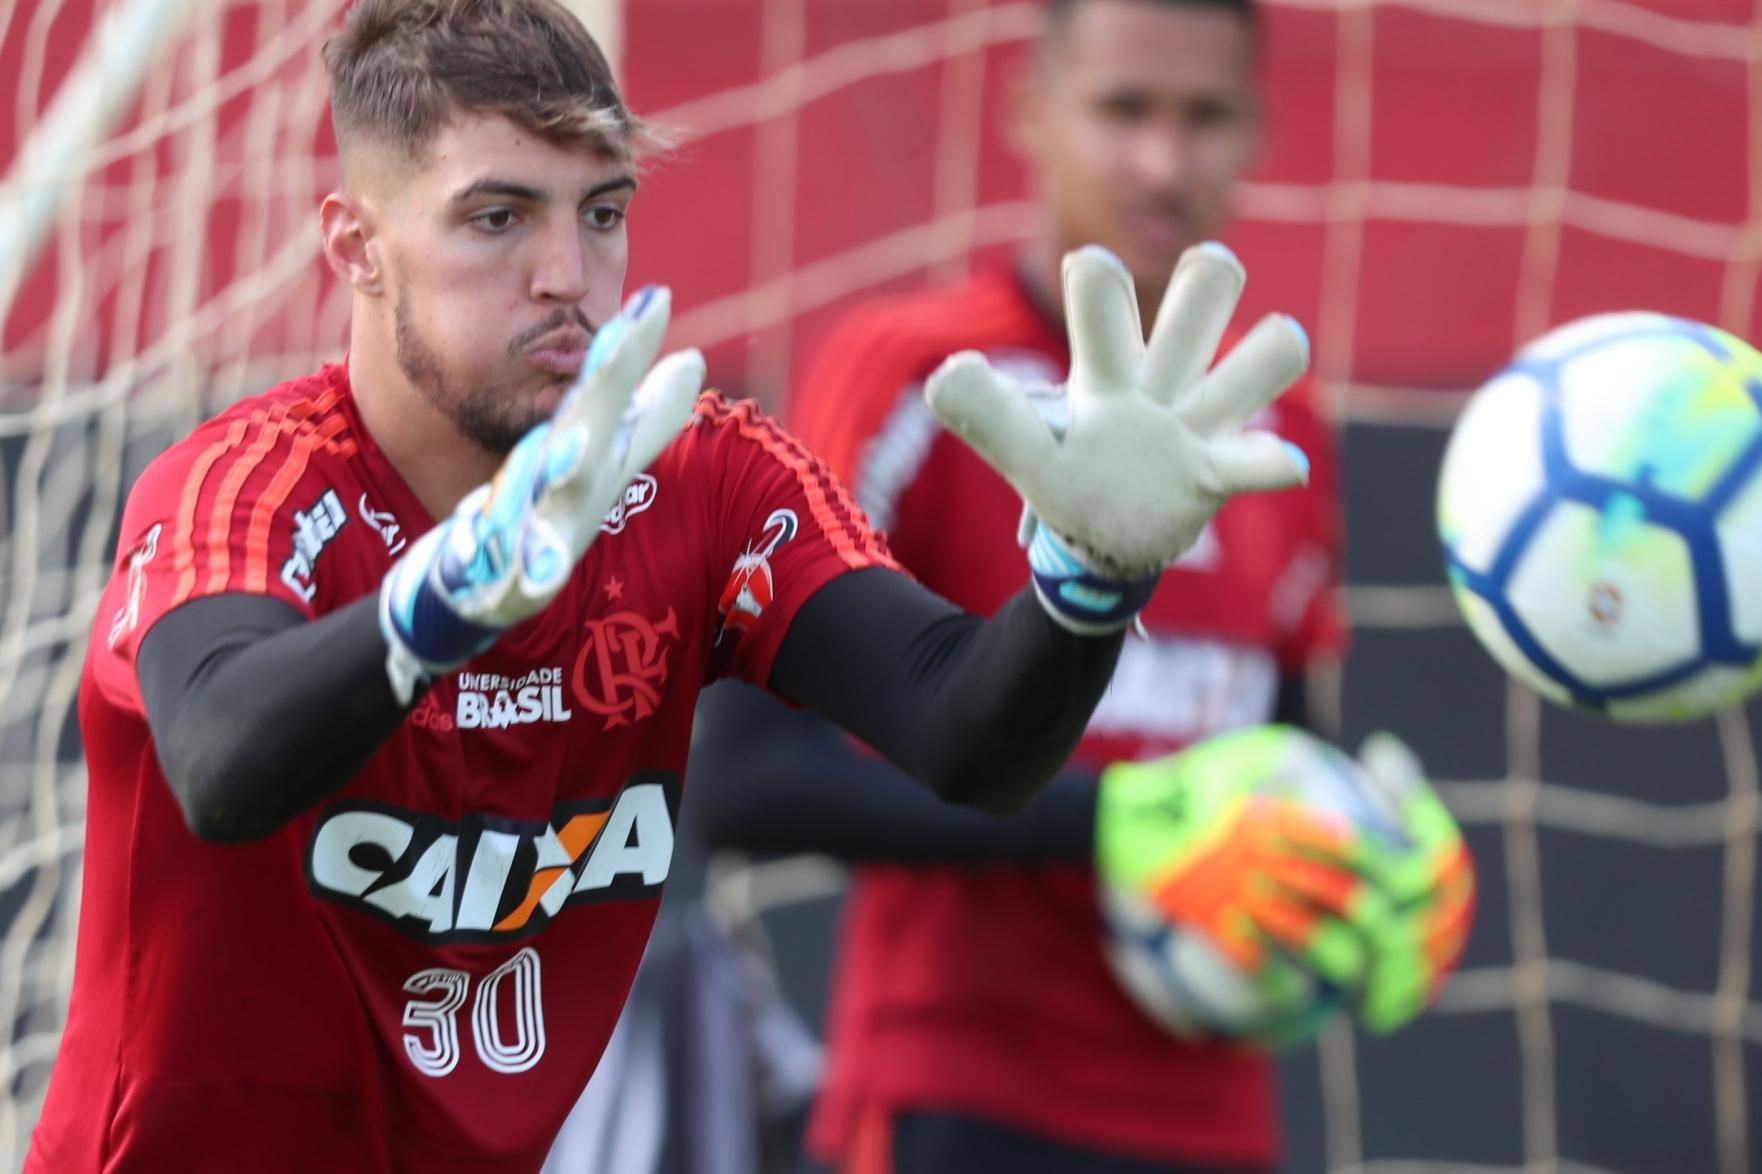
[1438, 312, 1762, 722]
[1099, 728, 1408, 1049]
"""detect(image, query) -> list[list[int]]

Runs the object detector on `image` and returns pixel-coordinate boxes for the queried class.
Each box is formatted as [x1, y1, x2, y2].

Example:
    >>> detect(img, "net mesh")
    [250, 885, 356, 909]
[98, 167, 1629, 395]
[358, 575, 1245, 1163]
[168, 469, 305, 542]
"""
[1, 0, 1759, 1170]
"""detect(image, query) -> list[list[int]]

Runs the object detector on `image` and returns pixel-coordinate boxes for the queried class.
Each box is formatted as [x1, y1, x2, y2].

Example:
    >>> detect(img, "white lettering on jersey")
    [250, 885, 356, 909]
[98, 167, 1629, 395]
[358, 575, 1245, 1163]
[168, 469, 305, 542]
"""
[108, 523, 162, 648]
[1089, 636, 1279, 746]
[572, 782, 673, 891]
[307, 779, 678, 943]
[280, 488, 347, 602]
[599, 473, 657, 535]
[855, 385, 937, 534]
[1268, 541, 1331, 633]
[359, 493, 407, 554]
[366, 832, 459, 932]
[453, 667, 573, 729]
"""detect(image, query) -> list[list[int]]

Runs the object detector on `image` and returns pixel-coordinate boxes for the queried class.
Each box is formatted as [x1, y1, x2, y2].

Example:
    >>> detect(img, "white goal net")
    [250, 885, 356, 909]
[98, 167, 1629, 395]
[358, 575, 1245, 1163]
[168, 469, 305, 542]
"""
[2, 1, 1759, 1171]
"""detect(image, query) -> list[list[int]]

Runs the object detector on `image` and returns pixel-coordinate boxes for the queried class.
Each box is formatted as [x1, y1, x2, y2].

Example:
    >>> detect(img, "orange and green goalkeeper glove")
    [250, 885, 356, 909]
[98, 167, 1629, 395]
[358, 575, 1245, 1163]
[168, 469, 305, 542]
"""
[1096, 725, 1475, 1041]
[1098, 728, 1390, 1001]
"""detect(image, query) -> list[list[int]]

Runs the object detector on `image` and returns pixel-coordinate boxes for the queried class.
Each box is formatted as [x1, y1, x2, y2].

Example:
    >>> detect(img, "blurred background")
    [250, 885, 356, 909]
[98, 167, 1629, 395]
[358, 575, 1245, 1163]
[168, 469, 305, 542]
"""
[1, 0, 1760, 1171]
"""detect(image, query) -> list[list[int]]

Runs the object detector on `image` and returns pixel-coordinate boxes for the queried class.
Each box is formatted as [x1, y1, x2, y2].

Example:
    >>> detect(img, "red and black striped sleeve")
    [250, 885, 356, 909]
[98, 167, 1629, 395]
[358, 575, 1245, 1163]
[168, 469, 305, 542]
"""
[94, 389, 360, 713]
[89, 388, 411, 843]
[693, 392, 900, 688]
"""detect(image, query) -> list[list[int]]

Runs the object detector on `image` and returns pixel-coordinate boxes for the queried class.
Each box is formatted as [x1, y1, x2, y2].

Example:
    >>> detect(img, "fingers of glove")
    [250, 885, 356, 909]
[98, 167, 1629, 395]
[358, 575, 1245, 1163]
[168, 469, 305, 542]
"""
[926, 350, 1058, 484]
[1244, 892, 1366, 989]
[535, 347, 698, 547]
[479, 425, 551, 520]
[468, 436, 549, 583]
[1357, 730, 1427, 798]
[1360, 976, 1428, 1035]
[1394, 786, 1468, 873]
[1061, 246, 1146, 396]
[1355, 732, 1467, 867]
[1358, 948, 1432, 1034]
[1202, 431, 1310, 495]
[1422, 846, 1478, 968]
[614, 347, 706, 476]
[1260, 799, 1354, 860]
[1024, 380, 1071, 441]
[1256, 852, 1367, 921]
[1361, 868, 1477, 1036]
[514, 519, 573, 606]
[1175, 313, 1309, 438]
[1257, 798, 1431, 910]
[1144, 835, 1267, 969]
[1142, 241, 1245, 406]
[1251, 807, 1402, 920]
[436, 489, 512, 604]
[1212, 912, 1269, 972]
[556, 284, 674, 468]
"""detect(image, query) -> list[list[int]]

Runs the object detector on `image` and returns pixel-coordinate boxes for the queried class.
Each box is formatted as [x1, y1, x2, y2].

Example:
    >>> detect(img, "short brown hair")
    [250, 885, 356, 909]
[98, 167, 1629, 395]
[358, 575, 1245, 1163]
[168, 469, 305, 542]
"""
[323, 0, 651, 166]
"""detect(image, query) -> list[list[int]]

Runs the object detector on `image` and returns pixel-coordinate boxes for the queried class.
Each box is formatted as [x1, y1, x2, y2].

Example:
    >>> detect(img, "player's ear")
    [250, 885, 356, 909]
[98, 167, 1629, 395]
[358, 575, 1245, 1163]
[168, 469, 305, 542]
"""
[320, 191, 384, 296]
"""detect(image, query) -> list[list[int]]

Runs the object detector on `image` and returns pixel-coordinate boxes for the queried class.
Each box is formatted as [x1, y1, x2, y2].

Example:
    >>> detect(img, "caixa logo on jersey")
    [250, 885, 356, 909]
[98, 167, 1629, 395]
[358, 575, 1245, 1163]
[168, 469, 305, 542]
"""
[305, 772, 679, 944]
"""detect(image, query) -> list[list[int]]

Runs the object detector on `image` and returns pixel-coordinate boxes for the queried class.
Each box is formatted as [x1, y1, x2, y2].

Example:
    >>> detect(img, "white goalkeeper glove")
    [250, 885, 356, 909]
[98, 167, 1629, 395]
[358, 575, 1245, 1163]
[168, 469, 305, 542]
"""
[926, 243, 1311, 633]
[379, 285, 705, 703]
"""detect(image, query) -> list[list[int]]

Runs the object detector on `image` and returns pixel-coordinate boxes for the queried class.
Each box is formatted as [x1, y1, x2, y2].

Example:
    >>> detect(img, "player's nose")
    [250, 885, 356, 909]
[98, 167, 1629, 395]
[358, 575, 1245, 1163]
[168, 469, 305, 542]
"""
[531, 222, 593, 305]
[1128, 124, 1193, 194]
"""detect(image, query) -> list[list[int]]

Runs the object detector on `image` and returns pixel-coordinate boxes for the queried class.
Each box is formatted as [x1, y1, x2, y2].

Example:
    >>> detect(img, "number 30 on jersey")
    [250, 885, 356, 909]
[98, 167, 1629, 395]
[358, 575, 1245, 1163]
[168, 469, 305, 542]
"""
[402, 948, 545, 1077]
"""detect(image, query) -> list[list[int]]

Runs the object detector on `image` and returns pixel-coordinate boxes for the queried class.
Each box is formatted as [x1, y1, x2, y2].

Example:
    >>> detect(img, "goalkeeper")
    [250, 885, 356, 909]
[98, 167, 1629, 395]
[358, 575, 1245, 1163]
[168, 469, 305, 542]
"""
[29, 1, 1325, 1172]
[693, 0, 1473, 1171]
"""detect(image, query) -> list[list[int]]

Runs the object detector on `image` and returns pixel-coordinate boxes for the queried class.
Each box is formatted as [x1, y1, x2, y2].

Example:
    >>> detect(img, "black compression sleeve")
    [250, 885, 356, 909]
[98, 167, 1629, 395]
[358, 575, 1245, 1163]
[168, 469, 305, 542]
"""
[691, 680, 1097, 863]
[137, 592, 414, 842]
[695, 578, 1314, 863]
[767, 567, 1123, 814]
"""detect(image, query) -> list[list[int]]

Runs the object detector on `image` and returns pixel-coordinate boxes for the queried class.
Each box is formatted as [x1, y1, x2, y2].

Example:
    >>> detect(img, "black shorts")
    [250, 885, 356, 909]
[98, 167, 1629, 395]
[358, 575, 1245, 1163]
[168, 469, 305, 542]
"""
[844, 1106, 1273, 1174]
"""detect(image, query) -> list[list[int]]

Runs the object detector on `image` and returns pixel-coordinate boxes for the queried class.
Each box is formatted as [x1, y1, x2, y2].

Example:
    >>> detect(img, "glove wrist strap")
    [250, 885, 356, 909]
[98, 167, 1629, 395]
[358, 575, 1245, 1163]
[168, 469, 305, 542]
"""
[378, 541, 502, 705]
[1028, 525, 1159, 635]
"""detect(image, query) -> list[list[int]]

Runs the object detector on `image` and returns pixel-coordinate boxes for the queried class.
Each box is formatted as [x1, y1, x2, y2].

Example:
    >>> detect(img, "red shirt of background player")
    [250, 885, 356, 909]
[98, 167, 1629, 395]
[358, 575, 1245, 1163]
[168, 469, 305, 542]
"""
[791, 265, 1346, 1170]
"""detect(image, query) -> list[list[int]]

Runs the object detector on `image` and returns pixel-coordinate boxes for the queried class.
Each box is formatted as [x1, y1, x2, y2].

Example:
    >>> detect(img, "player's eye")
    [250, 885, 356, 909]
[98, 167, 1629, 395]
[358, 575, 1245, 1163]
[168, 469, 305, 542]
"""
[470, 208, 518, 233]
[468, 208, 514, 232]
[585, 204, 627, 232]
[1187, 99, 1244, 130]
[1098, 92, 1151, 124]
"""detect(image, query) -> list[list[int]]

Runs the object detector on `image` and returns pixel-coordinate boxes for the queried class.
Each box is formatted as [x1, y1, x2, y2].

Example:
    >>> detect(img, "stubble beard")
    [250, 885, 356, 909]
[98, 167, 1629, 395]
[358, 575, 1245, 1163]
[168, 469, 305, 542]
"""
[394, 286, 546, 457]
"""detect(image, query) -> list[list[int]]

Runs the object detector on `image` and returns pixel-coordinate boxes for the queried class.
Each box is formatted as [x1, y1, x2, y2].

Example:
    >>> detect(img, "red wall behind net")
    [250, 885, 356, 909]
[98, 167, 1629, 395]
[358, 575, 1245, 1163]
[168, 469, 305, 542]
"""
[619, 0, 1760, 406]
[2, 0, 1754, 400]
[1, 0, 339, 374]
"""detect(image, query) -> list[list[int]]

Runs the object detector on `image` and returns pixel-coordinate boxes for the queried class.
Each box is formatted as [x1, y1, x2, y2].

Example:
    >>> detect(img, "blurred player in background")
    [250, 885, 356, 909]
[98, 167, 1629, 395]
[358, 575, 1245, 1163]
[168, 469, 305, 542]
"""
[694, 1, 1473, 1171]
[25, 0, 1327, 1170]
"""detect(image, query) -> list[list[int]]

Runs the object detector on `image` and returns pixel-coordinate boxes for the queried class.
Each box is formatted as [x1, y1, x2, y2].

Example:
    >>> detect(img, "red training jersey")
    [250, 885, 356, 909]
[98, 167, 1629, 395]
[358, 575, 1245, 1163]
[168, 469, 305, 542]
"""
[30, 364, 894, 1174]
[791, 265, 1346, 1169]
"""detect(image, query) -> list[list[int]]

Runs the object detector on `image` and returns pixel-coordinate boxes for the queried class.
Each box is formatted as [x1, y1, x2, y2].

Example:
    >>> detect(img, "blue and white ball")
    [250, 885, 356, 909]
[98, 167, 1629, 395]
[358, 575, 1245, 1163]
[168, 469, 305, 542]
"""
[1438, 313, 1762, 722]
